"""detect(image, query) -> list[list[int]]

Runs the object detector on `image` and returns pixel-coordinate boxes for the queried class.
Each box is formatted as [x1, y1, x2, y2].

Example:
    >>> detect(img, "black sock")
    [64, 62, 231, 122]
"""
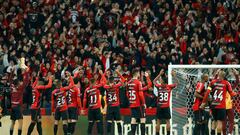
[194, 124, 201, 135]
[18, 129, 22, 135]
[68, 123, 73, 134]
[217, 133, 221, 135]
[140, 123, 145, 135]
[88, 122, 94, 134]
[27, 123, 36, 135]
[107, 122, 112, 133]
[10, 129, 13, 135]
[71, 122, 76, 134]
[156, 132, 160, 135]
[117, 123, 122, 135]
[63, 124, 68, 135]
[37, 122, 42, 135]
[211, 129, 215, 135]
[167, 131, 170, 135]
[97, 121, 103, 135]
[131, 124, 137, 135]
[54, 124, 58, 135]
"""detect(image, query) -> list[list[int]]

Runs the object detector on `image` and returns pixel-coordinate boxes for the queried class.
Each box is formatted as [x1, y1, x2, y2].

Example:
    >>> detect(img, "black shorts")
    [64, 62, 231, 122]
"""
[31, 109, 41, 121]
[55, 109, 68, 120]
[10, 105, 23, 120]
[131, 106, 145, 119]
[88, 108, 102, 121]
[156, 107, 171, 120]
[106, 106, 121, 121]
[212, 108, 226, 121]
[68, 107, 78, 120]
[193, 110, 210, 123]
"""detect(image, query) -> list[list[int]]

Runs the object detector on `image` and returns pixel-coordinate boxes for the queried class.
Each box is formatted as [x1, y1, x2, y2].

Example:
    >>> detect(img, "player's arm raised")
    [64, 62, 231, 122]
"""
[61, 73, 74, 91]
[141, 72, 152, 91]
[34, 76, 53, 90]
[139, 81, 146, 108]
[81, 88, 88, 115]
[51, 91, 55, 115]
[77, 88, 82, 110]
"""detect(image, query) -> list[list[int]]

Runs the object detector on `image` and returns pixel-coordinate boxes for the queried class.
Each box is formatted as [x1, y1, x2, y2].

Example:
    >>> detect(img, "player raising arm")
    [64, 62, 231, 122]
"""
[126, 68, 152, 135]
[66, 77, 82, 135]
[81, 71, 105, 135]
[10, 68, 30, 135]
[51, 74, 74, 135]
[102, 69, 125, 135]
[27, 74, 53, 135]
[153, 69, 178, 135]
[200, 70, 237, 135]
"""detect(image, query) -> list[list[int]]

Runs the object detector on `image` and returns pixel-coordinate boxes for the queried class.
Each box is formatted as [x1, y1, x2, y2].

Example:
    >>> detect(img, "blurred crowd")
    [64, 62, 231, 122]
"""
[0, 0, 240, 109]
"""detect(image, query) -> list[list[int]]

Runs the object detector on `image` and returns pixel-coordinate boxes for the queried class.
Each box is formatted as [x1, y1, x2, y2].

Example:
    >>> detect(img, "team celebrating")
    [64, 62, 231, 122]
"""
[0, 59, 238, 135]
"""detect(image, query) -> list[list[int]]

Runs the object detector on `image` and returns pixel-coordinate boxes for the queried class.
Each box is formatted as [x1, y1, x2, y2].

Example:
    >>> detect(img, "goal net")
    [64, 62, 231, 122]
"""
[168, 65, 240, 135]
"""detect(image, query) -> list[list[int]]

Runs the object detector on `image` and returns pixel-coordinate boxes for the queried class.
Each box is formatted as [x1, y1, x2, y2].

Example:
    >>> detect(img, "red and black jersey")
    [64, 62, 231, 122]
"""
[104, 83, 122, 107]
[67, 86, 81, 108]
[11, 70, 30, 108]
[83, 84, 102, 109]
[203, 79, 236, 109]
[192, 82, 205, 111]
[126, 79, 145, 108]
[155, 83, 176, 108]
[31, 78, 53, 110]
[52, 89, 68, 112]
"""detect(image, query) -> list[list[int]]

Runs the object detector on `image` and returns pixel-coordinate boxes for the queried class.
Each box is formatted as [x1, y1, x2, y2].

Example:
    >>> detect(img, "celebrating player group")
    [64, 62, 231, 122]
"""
[3, 65, 239, 135]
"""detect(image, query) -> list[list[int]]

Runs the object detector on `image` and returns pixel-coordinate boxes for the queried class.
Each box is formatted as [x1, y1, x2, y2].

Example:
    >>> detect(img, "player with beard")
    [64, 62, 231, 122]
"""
[192, 74, 209, 135]
[126, 68, 152, 135]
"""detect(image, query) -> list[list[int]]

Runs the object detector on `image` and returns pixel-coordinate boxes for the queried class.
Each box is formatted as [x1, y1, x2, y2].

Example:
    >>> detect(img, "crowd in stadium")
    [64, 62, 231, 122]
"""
[0, 0, 239, 135]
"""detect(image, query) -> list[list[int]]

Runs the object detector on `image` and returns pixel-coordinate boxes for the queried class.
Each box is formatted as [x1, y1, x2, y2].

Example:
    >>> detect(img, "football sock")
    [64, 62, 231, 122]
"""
[193, 123, 201, 135]
[107, 122, 112, 133]
[10, 129, 13, 135]
[117, 122, 122, 135]
[18, 129, 22, 135]
[37, 122, 42, 135]
[97, 121, 103, 135]
[63, 124, 68, 135]
[54, 124, 58, 135]
[140, 123, 145, 135]
[27, 123, 36, 135]
[211, 129, 215, 135]
[87, 122, 94, 134]
[68, 123, 73, 134]
[167, 131, 170, 135]
[131, 124, 137, 135]
[71, 122, 76, 134]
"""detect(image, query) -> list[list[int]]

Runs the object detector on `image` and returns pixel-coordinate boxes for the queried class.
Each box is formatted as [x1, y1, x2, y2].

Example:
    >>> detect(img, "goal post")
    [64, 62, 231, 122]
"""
[168, 64, 240, 135]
